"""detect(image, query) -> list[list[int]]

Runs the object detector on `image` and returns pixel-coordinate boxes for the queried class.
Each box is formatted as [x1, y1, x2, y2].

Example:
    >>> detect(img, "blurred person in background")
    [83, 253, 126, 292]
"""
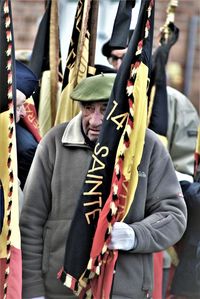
[101, 35, 199, 179]
[15, 60, 39, 191]
[170, 129, 200, 299]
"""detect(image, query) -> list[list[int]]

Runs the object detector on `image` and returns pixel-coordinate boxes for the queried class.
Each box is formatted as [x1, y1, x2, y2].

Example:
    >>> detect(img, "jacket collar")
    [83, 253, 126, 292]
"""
[61, 112, 89, 148]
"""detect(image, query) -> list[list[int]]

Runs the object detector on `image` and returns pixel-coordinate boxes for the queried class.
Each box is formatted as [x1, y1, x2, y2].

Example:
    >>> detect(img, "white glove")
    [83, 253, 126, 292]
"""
[108, 222, 136, 251]
[30, 297, 45, 299]
[175, 170, 193, 182]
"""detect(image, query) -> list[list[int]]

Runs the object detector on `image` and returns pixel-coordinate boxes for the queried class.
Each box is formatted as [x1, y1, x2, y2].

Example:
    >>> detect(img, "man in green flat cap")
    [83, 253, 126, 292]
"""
[70, 73, 115, 146]
[19, 73, 116, 299]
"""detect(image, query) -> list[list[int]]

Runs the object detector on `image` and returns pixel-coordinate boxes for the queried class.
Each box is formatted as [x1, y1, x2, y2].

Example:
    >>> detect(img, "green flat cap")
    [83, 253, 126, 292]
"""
[70, 73, 116, 102]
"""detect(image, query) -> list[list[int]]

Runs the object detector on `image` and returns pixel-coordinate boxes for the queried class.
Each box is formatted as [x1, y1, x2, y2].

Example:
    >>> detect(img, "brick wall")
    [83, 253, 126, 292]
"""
[11, 0, 200, 113]
[12, 0, 45, 50]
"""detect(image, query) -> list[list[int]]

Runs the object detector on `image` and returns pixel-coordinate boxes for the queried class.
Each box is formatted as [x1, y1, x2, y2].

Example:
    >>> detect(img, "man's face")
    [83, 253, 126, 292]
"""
[108, 48, 128, 70]
[81, 101, 107, 142]
[16, 89, 26, 123]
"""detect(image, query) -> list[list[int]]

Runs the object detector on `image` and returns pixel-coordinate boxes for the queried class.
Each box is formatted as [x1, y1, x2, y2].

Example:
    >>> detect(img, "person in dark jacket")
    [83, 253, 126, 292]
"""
[170, 180, 200, 299]
[0, 61, 38, 232]
[15, 60, 39, 189]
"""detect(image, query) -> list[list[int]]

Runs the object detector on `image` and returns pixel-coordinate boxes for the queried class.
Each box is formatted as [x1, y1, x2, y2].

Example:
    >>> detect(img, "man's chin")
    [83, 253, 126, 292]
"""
[88, 134, 99, 143]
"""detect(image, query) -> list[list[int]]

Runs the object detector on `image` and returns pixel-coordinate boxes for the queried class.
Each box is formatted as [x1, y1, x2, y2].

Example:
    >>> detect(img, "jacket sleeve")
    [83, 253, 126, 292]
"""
[20, 135, 54, 298]
[166, 86, 199, 176]
[131, 136, 187, 253]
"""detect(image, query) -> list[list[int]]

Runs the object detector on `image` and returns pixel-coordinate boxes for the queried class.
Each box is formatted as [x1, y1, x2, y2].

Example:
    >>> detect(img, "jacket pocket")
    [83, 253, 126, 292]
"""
[42, 227, 51, 274]
[112, 253, 153, 298]
[142, 253, 153, 296]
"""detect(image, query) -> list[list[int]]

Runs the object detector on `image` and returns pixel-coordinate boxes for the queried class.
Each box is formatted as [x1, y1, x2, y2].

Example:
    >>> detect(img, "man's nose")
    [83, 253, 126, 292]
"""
[20, 105, 27, 118]
[89, 109, 103, 126]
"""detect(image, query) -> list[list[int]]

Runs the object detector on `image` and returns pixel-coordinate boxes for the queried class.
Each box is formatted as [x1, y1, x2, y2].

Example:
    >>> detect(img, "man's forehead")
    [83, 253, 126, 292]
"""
[81, 101, 107, 106]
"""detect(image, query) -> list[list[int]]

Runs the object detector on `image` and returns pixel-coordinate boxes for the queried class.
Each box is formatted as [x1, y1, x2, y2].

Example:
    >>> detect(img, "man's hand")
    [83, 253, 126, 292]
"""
[108, 222, 136, 251]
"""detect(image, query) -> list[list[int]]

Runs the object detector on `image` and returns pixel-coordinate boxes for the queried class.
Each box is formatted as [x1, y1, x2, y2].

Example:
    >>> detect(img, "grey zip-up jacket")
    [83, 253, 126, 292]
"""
[20, 113, 187, 299]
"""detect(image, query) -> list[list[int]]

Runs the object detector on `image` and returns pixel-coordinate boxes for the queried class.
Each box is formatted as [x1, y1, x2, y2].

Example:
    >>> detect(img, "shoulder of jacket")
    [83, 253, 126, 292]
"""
[144, 129, 169, 159]
[167, 86, 198, 112]
[41, 122, 68, 143]
[145, 128, 162, 144]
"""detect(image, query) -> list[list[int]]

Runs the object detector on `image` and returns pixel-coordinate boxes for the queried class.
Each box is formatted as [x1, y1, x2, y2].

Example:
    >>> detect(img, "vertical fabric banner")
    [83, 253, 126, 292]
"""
[109, 0, 133, 49]
[22, 98, 41, 142]
[147, 11, 179, 144]
[194, 126, 200, 182]
[58, 1, 154, 298]
[0, 1, 22, 298]
[29, 0, 62, 137]
[55, 0, 99, 125]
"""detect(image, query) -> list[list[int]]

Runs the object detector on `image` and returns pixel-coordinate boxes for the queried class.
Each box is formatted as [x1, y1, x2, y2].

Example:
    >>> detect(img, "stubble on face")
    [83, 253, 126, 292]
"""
[81, 101, 107, 142]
